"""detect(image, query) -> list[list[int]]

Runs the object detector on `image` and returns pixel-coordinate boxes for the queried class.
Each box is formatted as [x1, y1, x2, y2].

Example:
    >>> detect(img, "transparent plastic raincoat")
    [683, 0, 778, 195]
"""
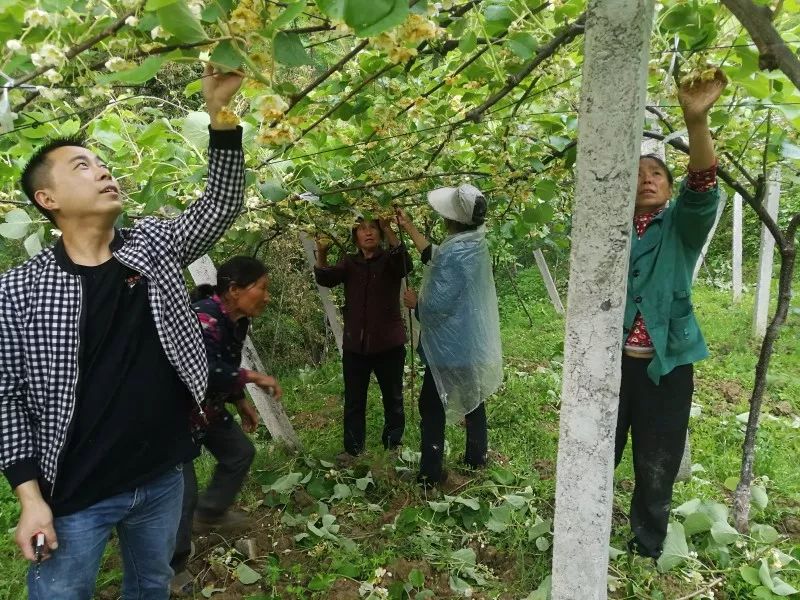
[417, 229, 503, 422]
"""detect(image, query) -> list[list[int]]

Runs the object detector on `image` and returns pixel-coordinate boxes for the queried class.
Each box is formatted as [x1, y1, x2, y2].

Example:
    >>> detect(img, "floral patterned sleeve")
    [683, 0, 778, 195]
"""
[686, 161, 717, 193]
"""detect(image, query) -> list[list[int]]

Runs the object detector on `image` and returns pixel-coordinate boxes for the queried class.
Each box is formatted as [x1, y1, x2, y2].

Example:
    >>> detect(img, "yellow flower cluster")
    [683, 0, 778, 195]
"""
[398, 14, 439, 45]
[256, 123, 295, 146]
[229, 0, 263, 36]
[388, 46, 417, 64]
[370, 14, 439, 64]
[257, 94, 289, 121]
[214, 107, 241, 127]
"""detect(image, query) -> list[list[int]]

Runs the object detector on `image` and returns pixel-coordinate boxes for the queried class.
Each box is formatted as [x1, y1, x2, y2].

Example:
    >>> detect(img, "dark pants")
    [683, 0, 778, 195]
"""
[342, 345, 406, 455]
[418, 367, 488, 483]
[615, 355, 693, 557]
[171, 418, 255, 572]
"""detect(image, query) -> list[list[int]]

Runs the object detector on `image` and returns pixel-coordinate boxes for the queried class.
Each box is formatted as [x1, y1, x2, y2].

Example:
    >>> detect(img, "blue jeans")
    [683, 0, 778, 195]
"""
[28, 465, 184, 600]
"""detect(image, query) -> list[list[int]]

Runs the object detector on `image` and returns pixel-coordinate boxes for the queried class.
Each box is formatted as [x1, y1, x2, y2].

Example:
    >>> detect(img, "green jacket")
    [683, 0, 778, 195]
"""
[624, 180, 720, 383]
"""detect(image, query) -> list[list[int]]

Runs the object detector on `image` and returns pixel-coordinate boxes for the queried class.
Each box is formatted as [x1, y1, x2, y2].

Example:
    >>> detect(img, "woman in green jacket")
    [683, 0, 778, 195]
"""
[615, 68, 727, 558]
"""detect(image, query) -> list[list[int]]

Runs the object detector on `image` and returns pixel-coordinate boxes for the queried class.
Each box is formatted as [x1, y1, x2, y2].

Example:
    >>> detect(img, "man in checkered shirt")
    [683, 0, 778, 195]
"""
[0, 66, 244, 599]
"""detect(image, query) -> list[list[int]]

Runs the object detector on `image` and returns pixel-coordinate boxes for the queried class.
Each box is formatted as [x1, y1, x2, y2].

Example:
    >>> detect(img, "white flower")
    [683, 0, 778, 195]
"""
[125, 16, 139, 27]
[75, 96, 90, 107]
[40, 87, 65, 101]
[150, 26, 168, 40]
[44, 69, 62, 84]
[24, 8, 50, 27]
[188, 0, 204, 18]
[104, 57, 130, 72]
[31, 43, 66, 68]
[359, 581, 374, 597]
[245, 197, 260, 209]
[373, 567, 387, 580]
[5, 39, 24, 54]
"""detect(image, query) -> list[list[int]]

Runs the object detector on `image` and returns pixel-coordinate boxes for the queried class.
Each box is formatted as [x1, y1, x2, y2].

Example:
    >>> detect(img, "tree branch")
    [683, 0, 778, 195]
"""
[12, 5, 141, 88]
[464, 12, 586, 123]
[721, 0, 800, 90]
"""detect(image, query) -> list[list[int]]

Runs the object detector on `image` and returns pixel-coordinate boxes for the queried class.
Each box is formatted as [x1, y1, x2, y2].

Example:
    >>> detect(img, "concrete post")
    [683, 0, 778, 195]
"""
[299, 232, 344, 355]
[732, 193, 743, 302]
[188, 255, 302, 451]
[693, 190, 728, 283]
[533, 249, 565, 314]
[551, 2, 654, 598]
[752, 168, 780, 338]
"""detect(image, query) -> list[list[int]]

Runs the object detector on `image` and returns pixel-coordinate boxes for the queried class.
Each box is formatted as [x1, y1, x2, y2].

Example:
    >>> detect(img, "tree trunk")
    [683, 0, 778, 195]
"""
[551, 2, 654, 598]
[733, 213, 800, 532]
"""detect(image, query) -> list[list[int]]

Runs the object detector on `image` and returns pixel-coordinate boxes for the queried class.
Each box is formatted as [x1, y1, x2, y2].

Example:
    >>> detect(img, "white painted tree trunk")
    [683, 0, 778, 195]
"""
[187, 255, 302, 451]
[551, 2, 654, 599]
[752, 168, 781, 338]
[692, 190, 728, 283]
[298, 232, 344, 355]
[533, 249, 565, 314]
[732, 193, 743, 302]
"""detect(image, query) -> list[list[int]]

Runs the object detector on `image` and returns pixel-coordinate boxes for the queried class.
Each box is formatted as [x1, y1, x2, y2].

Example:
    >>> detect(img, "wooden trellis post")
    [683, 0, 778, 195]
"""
[732, 193, 743, 302]
[188, 255, 302, 451]
[298, 231, 344, 355]
[533, 249, 565, 314]
[752, 167, 781, 339]
[551, 2, 654, 598]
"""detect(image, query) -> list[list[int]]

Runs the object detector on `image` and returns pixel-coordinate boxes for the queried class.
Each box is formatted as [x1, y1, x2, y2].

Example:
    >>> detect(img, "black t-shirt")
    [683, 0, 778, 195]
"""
[50, 258, 198, 516]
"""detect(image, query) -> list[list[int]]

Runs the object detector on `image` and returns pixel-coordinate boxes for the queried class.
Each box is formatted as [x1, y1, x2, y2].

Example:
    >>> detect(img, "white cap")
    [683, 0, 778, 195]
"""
[426, 183, 486, 225]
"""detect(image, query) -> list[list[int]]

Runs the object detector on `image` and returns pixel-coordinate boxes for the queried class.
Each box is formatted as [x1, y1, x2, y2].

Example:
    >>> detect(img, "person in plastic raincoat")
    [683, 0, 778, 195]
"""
[397, 184, 503, 486]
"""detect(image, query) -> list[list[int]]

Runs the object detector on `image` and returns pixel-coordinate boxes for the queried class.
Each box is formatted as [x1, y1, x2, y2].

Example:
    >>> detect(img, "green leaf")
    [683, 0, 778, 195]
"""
[23, 232, 42, 256]
[201, 586, 226, 598]
[210, 40, 243, 71]
[235, 563, 262, 585]
[0, 208, 32, 239]
[609, 546, 626, 560]
[274, 32, 312, 66]
[484, 4, 513, 23]
[344, 0, 408, 37]
[724, 476, 739, 491]
[526, 575, 551, 600]
[450, 548, 476, 566]
[158, 0, 208, 43]
[535, 536, 550, 551]
[711, 520, 740, 545]
[260, 180, 289, 201]
[528, 518, 551, 540]
[332, 483, 352, 500]
[535, 178, 557, 201]
[741, 565, 762, 586]
[409, 568, 425, 588]
[428, 500, 451, 513]
[751, 523, 780, 545]
[507, 33, 537, 60]
[267, 472, 303, 494]
[145, 0, 179, 9]
[489, 465, 515, 485]
[99, 55, 167, 84]
[316, 0, 345, 20]
[752, 485, 769, 510]
[656, 522, 690, 573]
[683, 511, 713, 536]
[459, 31, 477, 53]
[522, 204, 554, 224]
[307, 573, 336, 591]
[355, 472, 373, 491]
[181, 111, 210, 148]
[453, 496, 480, 510]
[273, 1, 306, 30]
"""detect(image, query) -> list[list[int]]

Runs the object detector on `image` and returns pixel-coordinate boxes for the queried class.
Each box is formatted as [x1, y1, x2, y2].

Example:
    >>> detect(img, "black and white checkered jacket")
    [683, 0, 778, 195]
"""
[0, 127, 244, 494]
